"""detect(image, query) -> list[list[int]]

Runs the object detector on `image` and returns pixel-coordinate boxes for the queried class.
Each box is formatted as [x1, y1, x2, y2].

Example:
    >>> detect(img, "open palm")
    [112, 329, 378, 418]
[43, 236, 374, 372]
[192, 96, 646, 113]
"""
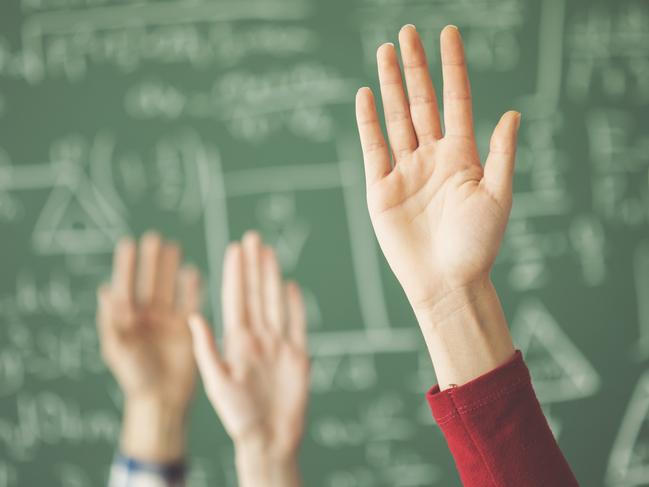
[356, 25, 521, 314]
[189, 232, 309, 457]
[97, 233, 202, 409]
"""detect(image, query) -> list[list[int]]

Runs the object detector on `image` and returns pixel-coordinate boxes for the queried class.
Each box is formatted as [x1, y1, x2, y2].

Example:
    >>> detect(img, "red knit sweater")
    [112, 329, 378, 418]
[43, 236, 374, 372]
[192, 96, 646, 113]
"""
[427, 351, 580, 487]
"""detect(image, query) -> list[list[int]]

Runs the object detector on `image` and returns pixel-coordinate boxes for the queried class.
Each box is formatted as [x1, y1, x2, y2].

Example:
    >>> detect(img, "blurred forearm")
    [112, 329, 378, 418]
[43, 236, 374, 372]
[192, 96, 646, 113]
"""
[120, 397, 188, 463]
[235, 436, 301, 487]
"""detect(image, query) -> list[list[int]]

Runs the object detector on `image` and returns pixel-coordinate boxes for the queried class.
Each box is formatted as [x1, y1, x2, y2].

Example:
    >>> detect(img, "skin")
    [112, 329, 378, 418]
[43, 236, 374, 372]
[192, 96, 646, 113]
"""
[188, 231, 309, 487]
[97, 232, 201, 462]
[355, 24, 519, 389]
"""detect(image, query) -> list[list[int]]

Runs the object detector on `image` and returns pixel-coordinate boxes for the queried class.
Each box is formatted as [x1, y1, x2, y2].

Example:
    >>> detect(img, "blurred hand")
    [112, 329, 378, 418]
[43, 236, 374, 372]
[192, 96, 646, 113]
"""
[189, 231, 308, 487]
[355, 25, 521, 316]
[98, 232, 201, 461]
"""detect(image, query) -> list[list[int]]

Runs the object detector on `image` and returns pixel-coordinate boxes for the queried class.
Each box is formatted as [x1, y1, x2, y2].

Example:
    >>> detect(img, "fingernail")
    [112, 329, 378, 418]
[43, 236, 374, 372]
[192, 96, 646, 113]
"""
[377, 42, 394, 56]
[447, 24, 459, 30]
[516, 112, 522, 130]
[402, 23, 416, 31]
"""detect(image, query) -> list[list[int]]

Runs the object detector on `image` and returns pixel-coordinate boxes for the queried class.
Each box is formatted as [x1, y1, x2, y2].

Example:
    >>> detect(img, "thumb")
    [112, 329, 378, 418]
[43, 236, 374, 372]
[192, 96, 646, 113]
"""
[483, 111, 521, 206]
[188, 314, 227, 398]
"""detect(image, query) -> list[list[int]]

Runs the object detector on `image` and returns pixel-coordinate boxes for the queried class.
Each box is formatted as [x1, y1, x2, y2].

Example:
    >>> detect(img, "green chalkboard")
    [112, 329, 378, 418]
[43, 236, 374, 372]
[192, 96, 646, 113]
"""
[0, 0, 648, 485]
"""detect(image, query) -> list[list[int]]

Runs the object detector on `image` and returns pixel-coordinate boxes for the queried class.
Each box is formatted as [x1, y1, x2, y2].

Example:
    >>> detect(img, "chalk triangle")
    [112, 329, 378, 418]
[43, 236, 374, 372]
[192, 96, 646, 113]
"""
[33, 173, 129, 254]
[607, 371, 649, 486]
[512, 298, 600, 403]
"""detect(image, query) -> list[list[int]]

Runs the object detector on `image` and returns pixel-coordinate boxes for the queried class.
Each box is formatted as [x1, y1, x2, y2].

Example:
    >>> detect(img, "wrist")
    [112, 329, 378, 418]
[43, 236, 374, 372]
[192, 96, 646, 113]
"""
[235, 433, 298, 465]
[410, 277, 493, 324]
[120, 396, 188, 463]
[413, 278, 515, 390]
[235, 435, 300, 487]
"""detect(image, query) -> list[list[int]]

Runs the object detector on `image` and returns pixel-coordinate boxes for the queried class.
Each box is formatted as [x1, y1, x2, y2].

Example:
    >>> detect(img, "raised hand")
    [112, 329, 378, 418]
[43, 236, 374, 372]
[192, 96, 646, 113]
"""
[356, 25, 520, 315]
[188, 231, 308, 487]
[356, 25, 517, 389]
[98, 232, 201, 461]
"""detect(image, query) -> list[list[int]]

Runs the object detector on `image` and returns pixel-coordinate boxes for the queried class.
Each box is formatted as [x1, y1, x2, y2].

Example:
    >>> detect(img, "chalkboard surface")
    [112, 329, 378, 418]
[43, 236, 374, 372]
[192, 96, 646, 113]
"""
[0, 0, 648, 485]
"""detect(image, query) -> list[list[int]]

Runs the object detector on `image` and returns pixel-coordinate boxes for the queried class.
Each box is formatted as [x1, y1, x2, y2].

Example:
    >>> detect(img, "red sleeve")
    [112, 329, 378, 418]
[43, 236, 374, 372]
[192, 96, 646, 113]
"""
[426, 351, 579, 487]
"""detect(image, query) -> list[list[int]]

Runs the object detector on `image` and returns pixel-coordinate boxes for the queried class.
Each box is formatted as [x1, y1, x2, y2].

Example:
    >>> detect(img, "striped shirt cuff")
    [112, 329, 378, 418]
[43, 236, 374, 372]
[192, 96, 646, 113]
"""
[108, 454, 186, 487]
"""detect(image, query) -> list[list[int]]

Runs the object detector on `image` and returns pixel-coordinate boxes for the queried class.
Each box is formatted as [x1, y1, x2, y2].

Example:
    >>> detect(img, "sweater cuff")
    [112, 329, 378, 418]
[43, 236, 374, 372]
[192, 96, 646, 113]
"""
[426, 350, 529, 423]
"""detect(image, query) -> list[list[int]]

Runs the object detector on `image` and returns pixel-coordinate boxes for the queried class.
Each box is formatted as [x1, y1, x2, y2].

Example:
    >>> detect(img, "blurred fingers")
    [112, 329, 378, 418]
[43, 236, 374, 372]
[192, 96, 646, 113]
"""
[96, 283, 135, 337]
[136, 232, 162, 306]
[178, 265, 202, 315]
[222, 243, 248, 355]
[111, 237, 136, 305]
[188, 314, 226, 396]
[242, 231, 266, 335]
[96, 284, 112, 333]
[155, 242, 181, 309]
[286, 282, 307, 351]
[262, 246, 285, 336]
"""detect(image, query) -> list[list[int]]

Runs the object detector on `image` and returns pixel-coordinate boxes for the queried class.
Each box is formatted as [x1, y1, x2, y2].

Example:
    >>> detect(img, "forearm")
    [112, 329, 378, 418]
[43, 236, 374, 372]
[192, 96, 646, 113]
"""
[120, 397, 188, 463]
[235, 437, 301, 487]
[413, 278, 515, 390]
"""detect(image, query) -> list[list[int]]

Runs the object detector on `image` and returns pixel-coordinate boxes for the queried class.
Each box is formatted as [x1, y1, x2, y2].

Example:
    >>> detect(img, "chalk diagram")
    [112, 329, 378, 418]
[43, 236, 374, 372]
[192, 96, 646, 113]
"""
[633, 242, 649, 359]
[512, 298, 600, 404]
[32, 167, 129, 255]
[607, 370, 649, 486]
[607, 241, 649, 486]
